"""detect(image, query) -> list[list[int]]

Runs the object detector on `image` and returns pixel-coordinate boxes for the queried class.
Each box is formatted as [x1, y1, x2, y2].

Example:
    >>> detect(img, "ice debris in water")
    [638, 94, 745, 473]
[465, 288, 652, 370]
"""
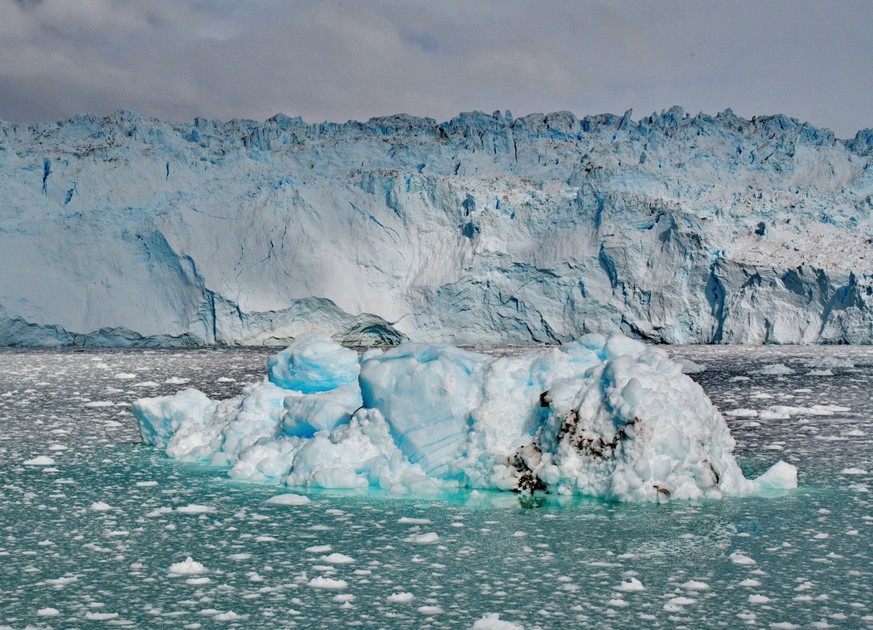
[472, 613, 525, 630]
[133, 333, 797, 502]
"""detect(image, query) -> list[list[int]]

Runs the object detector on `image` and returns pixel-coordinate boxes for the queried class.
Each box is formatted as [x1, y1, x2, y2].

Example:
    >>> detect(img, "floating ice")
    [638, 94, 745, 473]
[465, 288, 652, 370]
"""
[472, 613, 524, 630]
[133, 333, 797, 502]
[169, 556, 206, 575]
[753, 363, 796, 376]
[265, 493, 311, 506]
[308, 576, 348, 590]
[23, 455, 56, 466]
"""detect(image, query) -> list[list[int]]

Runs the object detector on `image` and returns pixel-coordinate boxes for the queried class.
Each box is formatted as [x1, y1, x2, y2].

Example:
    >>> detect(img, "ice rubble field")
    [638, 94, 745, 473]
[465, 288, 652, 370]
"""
[134, 334, 795, 501]
[0, 345, 871, 628]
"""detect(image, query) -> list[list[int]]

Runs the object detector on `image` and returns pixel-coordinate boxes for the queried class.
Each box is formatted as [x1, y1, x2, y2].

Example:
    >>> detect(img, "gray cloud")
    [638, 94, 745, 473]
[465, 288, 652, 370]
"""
[0, 0, 870, 137]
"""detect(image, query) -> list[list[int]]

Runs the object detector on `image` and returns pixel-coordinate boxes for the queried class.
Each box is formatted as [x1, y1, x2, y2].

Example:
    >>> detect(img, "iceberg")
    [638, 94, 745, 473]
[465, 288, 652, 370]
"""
[133, 333, 796, 501]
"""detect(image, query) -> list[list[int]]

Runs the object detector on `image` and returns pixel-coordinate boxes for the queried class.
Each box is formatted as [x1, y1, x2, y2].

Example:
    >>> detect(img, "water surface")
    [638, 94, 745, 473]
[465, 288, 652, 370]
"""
[1, 346, 871, 628]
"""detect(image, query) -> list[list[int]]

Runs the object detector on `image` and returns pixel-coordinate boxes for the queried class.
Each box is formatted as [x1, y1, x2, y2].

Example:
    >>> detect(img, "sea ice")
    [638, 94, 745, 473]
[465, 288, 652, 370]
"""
[133, 333, 797, 502]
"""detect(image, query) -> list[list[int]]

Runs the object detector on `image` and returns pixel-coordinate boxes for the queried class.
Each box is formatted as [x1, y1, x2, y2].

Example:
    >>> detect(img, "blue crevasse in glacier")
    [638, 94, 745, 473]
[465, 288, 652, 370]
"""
[133, 334, 797, 501]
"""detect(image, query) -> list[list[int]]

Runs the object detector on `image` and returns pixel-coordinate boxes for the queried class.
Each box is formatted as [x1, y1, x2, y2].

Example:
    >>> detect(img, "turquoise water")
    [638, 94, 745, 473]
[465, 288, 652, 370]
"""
[1, 347, 871, 628]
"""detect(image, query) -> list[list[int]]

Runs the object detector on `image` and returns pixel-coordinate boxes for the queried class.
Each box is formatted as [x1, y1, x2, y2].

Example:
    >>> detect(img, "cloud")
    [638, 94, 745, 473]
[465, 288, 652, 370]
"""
[0, 0, 870, 137]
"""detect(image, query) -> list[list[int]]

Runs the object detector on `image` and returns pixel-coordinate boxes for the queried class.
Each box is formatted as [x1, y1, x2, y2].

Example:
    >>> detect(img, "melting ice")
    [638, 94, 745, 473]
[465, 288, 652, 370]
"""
[133, 334, 795, 501]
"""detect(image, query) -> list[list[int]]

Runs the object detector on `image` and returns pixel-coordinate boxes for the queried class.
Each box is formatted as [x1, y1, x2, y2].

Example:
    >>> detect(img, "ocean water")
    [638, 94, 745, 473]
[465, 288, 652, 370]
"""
[0, 346, 871, 629]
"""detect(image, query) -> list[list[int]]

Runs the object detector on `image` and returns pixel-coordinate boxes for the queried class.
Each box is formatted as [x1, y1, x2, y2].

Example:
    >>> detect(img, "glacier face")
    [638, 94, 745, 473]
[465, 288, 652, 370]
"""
[1, 107, 872, 346]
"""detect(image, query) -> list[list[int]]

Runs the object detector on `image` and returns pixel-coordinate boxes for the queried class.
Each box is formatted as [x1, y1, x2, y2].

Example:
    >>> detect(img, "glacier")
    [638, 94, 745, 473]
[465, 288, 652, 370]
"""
[1, 107, 872, 346]
[132, 334, 797, 501]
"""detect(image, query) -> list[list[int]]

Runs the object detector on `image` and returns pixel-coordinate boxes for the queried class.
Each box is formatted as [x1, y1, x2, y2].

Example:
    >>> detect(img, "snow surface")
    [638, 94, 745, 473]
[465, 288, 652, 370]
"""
[133, 333, 796, 501]
[2, 108, 872, 346]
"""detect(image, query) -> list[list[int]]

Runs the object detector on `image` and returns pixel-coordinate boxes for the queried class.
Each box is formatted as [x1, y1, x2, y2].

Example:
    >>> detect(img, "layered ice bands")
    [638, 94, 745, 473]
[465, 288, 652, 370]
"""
[133, 334, 797, 501]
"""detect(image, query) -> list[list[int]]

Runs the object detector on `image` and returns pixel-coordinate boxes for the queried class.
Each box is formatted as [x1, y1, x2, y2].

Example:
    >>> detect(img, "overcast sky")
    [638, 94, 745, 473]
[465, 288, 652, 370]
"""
[1, 0, 870, 137]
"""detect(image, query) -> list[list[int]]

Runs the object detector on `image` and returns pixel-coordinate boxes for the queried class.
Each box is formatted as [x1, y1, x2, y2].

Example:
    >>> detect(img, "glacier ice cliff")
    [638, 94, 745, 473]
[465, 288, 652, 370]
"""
[1, 107, 872, 346]
[132, 334, 797, 501]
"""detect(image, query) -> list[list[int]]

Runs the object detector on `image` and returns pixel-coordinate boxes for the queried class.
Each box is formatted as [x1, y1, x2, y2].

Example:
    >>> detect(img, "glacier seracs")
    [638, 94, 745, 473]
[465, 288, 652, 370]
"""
[132, 334, 797, 501]
[2, 108, 872, 346]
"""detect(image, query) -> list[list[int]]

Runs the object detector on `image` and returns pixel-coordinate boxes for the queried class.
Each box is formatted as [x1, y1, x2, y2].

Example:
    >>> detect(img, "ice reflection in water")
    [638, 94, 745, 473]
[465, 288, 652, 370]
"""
[0, 346, 871, 628]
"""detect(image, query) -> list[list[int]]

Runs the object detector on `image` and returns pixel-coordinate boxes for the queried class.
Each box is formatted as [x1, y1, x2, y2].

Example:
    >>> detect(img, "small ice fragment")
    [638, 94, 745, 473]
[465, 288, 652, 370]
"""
[115, 373, 136, 379]
[266, 493, 310, 506]
[308, 577, 348, 590]
[37, 608, 60, 617]
[398, 517, 431, 525]
[24, 455, 56, 466]
[739, 579, 762, 587]
[176, 504, 215, 514]
[748, 594, 771, 604]
[90, 501, 111, 511]
[666, 596, 696, 606]
[841, 468, 867, 475]
[387, 592, 414, 603]
[615, 577, 645, 592]
[145, 506, 173, 518]
[321, 553, 354, 564]
[472, 613, 524, 630]
[725, 409, 758, 418]
[417, 605, 444, 614]
[213, 611, 243, 621]
[187, 577, 211, 585]
[306, 545, 332, 553]
[136, 481, 158, 487]
[729, 552, 756, 565]
[165, 377, 190, 385]
[753, 364, 796, 376]
[169, 557, 206, 575]
[680, 580, 710, 591]
[405, 532, 439, 544]
[227, 553, 251, 561]
[84, 612, 119, 621]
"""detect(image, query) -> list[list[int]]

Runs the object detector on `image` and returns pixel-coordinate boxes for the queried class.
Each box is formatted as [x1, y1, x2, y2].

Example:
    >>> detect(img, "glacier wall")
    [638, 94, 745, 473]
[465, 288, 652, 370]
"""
[1, 107, 872, 346]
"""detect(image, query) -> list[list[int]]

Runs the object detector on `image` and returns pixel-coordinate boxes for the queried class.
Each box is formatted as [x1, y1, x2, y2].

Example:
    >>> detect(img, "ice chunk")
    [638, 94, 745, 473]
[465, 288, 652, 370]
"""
[268, 333, 360, 392]
[472, 613, 524, 630]
[23, 455, 56, 466]
[753, 363, 796, 376]
[308, 576, 348, 590]
[751, 460, 798, 494]
[134, 334, 797, 502]
[169, 556, 206, 575]
[265, 493, 310, 506]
